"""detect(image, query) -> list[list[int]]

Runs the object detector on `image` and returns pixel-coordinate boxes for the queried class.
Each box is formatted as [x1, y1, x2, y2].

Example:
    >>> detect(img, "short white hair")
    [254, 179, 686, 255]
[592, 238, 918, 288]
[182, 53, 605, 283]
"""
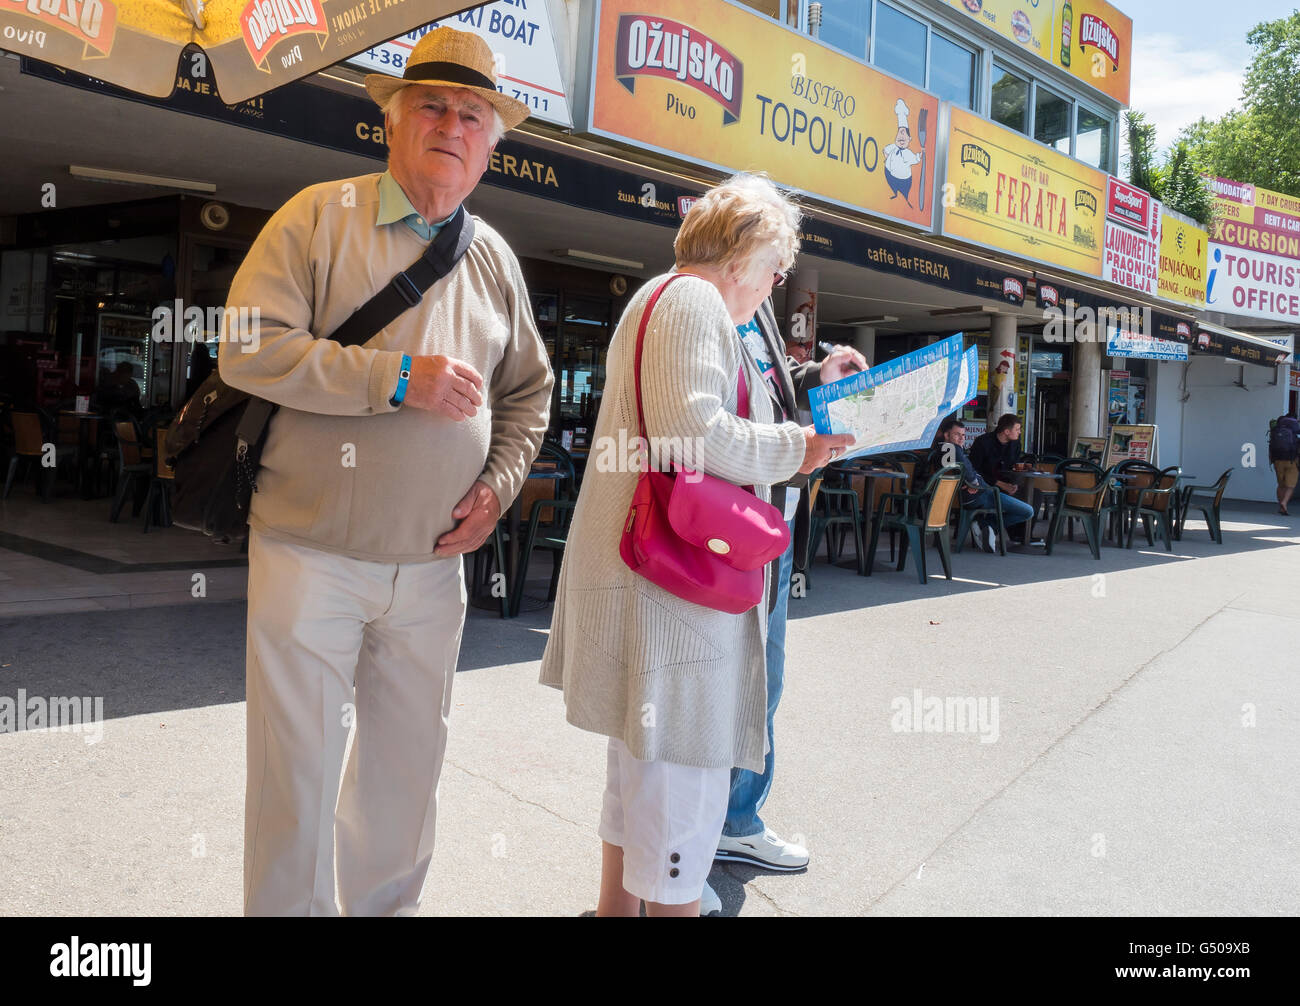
[382, 86, 507, 145]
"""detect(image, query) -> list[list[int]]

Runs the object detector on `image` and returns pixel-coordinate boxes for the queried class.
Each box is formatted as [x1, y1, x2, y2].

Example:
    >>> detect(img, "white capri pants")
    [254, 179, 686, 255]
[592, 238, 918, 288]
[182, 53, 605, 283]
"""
[598, 737, 730, 905]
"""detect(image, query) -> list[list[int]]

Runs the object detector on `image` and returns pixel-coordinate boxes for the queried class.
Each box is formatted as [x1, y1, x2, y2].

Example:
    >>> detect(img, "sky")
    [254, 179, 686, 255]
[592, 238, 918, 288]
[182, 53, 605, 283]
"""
[1123, 0, 1299, 153]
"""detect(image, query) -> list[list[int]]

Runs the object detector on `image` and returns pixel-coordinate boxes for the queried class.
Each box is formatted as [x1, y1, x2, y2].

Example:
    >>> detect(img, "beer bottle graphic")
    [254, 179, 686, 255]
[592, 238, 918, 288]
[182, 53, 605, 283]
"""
[1060, 1, 1073, 66]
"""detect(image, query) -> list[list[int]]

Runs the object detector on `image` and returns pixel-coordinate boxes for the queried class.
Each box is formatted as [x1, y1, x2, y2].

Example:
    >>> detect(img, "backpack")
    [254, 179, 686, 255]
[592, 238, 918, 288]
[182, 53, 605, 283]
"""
[164, 208, 475, 540]
[1269, 416, 1298, 462]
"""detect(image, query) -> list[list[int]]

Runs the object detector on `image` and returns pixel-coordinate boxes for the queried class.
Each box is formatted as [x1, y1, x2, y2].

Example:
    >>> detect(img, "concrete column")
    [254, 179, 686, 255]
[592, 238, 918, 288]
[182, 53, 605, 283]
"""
[785, 267, 818, 346]
[987, 313, 1018, 422]
[1070, 337, 1104, 442]
[851, 326, 876, 366]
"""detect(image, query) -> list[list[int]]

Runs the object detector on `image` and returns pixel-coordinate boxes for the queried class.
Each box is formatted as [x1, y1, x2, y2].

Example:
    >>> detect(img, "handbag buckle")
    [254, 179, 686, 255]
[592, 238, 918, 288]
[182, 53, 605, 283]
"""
[706, 537, 731, 555]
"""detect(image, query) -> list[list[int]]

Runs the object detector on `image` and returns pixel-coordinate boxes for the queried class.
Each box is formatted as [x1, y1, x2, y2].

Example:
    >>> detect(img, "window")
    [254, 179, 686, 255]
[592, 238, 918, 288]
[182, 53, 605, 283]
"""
[874, 2, 927, 87]
[1034, 86, 1071, 154]
[929, 32, 976, 108]
[991, 65, 1029, 134]
[1075, 105, 1113, 171]
[817, 0, 872, 59]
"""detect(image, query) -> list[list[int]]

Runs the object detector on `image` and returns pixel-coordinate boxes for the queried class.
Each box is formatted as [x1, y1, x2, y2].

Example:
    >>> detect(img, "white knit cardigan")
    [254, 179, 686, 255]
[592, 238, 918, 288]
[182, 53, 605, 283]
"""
[538, 273, 806, 771]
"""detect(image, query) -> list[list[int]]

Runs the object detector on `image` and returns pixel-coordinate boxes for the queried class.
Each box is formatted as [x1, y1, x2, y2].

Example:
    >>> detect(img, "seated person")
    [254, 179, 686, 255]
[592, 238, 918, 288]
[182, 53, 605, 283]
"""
[970, 414, 1039, 545]
[930, 416, 1034, 551]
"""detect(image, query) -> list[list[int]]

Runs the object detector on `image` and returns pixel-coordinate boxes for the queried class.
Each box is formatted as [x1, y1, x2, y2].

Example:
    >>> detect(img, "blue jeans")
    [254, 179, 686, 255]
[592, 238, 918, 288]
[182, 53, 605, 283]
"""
[723, 517, 795, 838]
[965, 487, 1035, 531]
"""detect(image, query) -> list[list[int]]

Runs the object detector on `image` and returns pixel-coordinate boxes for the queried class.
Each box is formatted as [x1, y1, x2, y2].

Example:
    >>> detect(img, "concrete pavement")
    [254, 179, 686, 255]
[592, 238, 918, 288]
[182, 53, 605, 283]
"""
[1, 503, 1296, 915]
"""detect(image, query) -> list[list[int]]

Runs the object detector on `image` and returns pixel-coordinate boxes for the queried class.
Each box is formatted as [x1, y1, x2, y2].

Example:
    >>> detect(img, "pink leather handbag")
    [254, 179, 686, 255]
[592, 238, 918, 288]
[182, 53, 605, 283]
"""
[619, 275, 791, 614]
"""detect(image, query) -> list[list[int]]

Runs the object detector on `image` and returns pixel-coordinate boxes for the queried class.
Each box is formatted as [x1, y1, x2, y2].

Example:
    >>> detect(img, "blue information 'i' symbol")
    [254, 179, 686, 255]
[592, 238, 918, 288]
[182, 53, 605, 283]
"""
[1206, 247, 1222, 304]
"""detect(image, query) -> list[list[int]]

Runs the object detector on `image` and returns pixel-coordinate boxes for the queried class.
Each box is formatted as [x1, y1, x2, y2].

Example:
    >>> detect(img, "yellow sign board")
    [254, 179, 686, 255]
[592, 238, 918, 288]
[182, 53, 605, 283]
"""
[1157, 209, 1208, 308]
[937, 1, 1055, 62]
[939, 0, 1132, 106]
[587, 0, 941, 229]
[942, 106, 1106, 276]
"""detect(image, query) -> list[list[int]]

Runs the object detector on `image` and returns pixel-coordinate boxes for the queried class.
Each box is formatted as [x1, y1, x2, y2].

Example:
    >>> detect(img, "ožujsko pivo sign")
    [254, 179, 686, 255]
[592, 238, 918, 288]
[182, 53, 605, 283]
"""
[586, 0, 941, 230]
[941, 106, 1106, 276]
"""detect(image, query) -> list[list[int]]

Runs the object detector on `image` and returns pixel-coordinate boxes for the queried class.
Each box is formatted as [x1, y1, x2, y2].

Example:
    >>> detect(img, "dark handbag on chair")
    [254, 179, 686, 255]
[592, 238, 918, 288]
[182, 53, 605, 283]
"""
[619, 275, 791, 614]
[165, 207, 476, 540]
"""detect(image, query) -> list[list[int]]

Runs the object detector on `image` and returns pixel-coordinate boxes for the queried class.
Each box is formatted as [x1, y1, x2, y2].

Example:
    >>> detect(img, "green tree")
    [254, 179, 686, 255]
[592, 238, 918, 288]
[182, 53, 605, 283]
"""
[1178, 11, 1300, 196]
[1123, 112, 1216, 230]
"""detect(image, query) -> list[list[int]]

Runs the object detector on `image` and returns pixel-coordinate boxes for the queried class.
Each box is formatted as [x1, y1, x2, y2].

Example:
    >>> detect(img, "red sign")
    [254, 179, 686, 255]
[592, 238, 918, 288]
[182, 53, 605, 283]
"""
[240, 0, 328, 67]
[1079, 13, 1120, 68]
[8, 0, 117, 55]
[613, 12, 744, 124]
[1106, 178, 1152, 229]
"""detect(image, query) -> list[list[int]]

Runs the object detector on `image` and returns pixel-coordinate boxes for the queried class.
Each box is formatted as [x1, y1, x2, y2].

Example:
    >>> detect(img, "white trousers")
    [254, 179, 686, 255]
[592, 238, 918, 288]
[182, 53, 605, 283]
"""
[243, 530, 467, 916]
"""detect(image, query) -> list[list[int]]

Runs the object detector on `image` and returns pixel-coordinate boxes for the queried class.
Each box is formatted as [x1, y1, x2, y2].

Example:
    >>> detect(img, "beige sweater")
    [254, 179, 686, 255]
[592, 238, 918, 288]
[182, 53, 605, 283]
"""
[539, 274, 807, 772]
[218, 174, 553, 561]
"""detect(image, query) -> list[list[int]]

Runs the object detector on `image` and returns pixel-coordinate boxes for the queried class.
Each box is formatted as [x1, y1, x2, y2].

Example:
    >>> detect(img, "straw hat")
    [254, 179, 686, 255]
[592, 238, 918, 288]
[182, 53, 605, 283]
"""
[364, 27, 530, 131]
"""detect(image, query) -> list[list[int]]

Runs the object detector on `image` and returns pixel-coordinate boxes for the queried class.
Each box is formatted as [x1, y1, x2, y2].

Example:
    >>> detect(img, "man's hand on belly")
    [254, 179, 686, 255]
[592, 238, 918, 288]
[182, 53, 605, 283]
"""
[434, 480, 502, 557]
[405, 355, 485, 420]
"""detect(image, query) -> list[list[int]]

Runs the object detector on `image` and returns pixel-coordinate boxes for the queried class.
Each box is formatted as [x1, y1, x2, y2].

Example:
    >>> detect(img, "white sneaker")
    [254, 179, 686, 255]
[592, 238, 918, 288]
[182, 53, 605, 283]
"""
[700, 880, 722, 916]
[715, 828, 809, 871]
[982, 525, 998, 553]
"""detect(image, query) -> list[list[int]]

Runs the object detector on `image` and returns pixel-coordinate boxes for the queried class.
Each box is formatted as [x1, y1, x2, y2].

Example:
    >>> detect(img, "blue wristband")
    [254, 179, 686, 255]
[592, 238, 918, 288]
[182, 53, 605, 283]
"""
[390, 354, 412, 406]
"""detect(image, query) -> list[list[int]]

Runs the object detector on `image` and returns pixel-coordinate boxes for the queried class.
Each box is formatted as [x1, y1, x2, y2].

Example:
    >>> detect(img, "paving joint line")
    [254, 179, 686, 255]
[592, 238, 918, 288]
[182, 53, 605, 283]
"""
[443, 757, 588, 832]
[862, 589, 1247, 912]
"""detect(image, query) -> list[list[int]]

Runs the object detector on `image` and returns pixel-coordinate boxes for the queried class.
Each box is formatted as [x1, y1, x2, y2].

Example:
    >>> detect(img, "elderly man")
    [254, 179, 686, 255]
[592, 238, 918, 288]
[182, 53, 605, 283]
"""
[220, 27, 553, 916]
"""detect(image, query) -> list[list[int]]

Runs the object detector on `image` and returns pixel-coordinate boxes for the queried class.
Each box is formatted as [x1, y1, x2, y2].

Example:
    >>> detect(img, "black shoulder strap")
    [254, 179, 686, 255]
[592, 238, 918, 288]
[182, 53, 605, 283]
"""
[323, 204, 477, 348]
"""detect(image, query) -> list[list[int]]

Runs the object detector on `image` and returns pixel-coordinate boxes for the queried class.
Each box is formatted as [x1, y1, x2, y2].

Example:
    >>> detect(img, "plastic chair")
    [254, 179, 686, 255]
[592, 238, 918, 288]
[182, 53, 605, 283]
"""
[1115, 462, 1177, 550]
[866, 465, 962, 584]
[109, 418, 153, 522]
[1046, 461, 1118, 560]
[142, 427, 175, 533]
[1177, 469, 1232, 544]
[3, 411, 61, 502]
[509, 441, 579, 617]
[955, 486, 1007, 555]
[809, 464, 866, 576]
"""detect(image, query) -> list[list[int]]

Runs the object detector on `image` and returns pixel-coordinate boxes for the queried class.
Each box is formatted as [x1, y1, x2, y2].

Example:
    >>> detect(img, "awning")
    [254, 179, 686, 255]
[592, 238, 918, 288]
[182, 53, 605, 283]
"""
[0, 1, 471, 103]
[1032, 271, 1196, 344]
[1191, 320, 1293, 368]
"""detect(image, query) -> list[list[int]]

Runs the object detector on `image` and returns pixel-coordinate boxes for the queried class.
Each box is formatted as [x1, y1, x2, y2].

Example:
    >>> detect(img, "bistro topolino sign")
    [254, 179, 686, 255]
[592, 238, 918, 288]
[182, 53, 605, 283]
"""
[584, 0, 941, 230]
[941, 105, 1106, 277]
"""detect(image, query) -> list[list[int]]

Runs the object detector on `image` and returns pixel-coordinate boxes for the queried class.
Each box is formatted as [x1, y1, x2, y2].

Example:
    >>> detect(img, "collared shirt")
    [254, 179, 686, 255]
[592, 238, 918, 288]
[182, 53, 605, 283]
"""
[375, 170, 457, 242]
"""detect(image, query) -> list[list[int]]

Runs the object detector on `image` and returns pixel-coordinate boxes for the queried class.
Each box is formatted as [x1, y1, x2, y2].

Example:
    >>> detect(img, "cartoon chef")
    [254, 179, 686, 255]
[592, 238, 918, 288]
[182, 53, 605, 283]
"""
[884, 98, 923, 207]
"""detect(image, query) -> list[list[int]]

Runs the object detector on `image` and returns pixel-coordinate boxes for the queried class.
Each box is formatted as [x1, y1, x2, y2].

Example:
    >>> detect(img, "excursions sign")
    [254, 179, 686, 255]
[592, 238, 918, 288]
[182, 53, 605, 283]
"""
[1207, 176, 1300, 322]
[584, 0, 941, 230]
[941, 105, 1106, 277]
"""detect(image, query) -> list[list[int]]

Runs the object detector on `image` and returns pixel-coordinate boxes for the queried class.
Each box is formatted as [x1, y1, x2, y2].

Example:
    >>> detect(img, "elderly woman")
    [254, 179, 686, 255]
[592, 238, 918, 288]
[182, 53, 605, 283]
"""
[539, 174, 854, 917]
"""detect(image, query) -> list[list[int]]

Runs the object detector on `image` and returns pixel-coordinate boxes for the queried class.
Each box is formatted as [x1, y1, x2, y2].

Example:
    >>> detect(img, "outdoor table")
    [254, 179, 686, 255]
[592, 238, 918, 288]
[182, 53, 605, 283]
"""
[1006, 470, 1060, 542]
[840, 465, 907, 561]
[59, 410, 103, 499]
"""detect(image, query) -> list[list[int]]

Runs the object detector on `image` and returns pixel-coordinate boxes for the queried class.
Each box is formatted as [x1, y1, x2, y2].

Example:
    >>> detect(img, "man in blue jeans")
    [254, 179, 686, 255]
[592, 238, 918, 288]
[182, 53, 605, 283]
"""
[702, 300, 866, 915]
[932, 416, 1035, 550]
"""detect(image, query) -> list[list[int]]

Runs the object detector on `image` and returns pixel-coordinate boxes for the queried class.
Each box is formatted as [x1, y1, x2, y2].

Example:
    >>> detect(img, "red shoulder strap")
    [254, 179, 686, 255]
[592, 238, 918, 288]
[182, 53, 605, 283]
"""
[631, 275, 749, 438]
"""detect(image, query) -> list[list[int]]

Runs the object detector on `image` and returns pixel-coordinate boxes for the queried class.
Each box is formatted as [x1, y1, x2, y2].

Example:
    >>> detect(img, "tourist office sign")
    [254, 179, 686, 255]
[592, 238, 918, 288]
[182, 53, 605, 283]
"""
[1205, 177, 1300, 323]
[584, 0, 941, 230]
[938, 0, 1132, 106]
[941, 105, 1106, 278]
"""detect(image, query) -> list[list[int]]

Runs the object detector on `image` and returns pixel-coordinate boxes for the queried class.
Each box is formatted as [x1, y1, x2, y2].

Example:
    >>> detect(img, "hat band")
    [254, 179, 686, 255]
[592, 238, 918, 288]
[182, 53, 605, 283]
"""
[402, 60, 496, 91]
